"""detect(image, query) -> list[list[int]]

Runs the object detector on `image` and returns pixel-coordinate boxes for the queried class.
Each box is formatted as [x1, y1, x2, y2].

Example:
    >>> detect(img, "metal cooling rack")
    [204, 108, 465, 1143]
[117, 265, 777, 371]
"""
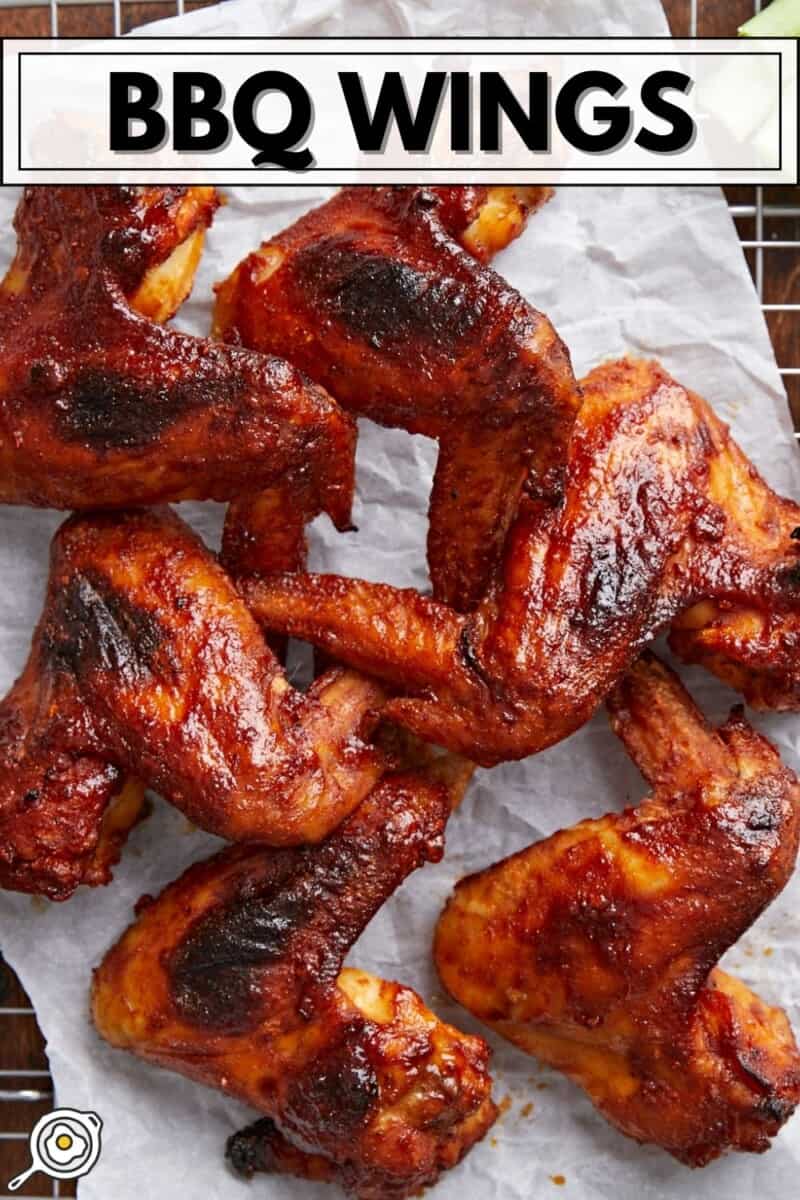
[0, 0, 798, 1196]
[45, 0, 186, 37]
[0, 3, 187, 1195]
[696, 0, 800, 425]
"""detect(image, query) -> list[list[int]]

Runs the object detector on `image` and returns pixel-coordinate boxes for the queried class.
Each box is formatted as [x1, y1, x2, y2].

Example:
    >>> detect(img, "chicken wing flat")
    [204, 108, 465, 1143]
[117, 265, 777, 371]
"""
[435, 653, 800, 1165]
[0, 506, 391, 899]
[92, 747, 495, 1199]
[0, 186, 355, 531]
[245, 357, 800, 765]
[214, 185, 578, 611]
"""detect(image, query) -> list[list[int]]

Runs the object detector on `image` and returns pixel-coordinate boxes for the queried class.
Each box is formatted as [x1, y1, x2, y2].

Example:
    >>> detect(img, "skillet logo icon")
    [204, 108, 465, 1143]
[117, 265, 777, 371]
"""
[7, 1108, 102, 1191]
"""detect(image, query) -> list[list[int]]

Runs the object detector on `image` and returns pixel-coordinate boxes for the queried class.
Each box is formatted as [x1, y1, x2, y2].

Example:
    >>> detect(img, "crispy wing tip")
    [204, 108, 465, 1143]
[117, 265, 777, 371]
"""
[435, 654, 800, 1164]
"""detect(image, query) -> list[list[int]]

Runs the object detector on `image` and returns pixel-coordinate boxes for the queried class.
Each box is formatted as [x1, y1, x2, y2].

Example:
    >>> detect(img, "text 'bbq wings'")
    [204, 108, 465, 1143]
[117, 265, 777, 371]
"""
[214, 185, 579, 611]
[245, 358, 800, 765]
[0, 186, 355, 531]
[0, 506, 389, 900]
[92, 745, 495, 1200]
[435, 653, 800, 1165]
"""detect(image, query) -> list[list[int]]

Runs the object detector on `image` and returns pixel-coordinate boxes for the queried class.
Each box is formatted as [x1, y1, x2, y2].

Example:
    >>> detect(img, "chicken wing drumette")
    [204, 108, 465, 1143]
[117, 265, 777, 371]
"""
[435, 653, 800, 1165]
[214, 185, 578, 610]
[245, 358, 800, 764]
[0, 506, 390, 899]
[92, 744, 494, 1200]
[0, 186, 355, 531]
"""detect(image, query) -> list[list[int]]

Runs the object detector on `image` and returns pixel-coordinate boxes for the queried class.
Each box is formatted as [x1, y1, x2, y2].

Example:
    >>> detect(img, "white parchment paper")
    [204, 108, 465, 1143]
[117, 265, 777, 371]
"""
[1, 2, 800, 1198]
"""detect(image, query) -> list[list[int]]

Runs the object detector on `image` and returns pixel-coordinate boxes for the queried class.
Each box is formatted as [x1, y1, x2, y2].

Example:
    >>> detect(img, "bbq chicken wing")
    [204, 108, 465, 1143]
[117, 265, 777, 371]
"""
[0, 186, 355, 532]
[214, 185, 579, 611]
[0, 506, 392, 899]
[92, 746, 495, 1200]
[245, 358, 800, 764]
[435, 653, 800, 1165]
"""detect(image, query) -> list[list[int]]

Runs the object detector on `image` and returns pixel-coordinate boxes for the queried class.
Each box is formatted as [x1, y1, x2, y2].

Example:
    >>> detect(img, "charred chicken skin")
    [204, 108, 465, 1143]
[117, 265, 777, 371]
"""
[214, 185, 579, 611]
[92, 744, 495, 1200]
[435, 653, 800, 1165]
[0, 186, 355, 531]
[0, 506, 391, 900]
[245, 357, 800, 765]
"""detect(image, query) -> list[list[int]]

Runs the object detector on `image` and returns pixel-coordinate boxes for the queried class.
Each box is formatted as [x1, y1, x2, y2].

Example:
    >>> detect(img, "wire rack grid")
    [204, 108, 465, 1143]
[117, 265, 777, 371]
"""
[0, 4, 188, 1195]
[0, 0, 798, 1196]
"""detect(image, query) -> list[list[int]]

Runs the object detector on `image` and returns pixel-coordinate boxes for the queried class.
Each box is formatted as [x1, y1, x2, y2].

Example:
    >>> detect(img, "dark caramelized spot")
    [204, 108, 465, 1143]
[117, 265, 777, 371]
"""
[227, 1117, 283, 1178]
[716, 779, 786, 861]
[168, 778, 448, 1030]
[293, 241, 479, 351]
[759, 1095, 794, 1123]
[781, 561, 800, 589]
[44, 570, 165, 683]
[53, 366, 213, 450]
[283, 1028, 379, 1141]
[575, 491, 676, 639]
[458, 621, 495, 694]
[170, 889, 313, 1030]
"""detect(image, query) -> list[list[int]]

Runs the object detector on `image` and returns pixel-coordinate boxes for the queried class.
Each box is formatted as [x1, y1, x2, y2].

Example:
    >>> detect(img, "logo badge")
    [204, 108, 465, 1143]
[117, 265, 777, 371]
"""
[8, 1108, 102, 1191]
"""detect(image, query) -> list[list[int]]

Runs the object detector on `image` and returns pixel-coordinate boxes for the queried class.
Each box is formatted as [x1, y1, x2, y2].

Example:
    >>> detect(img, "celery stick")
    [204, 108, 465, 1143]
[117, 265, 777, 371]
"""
[739, 0, 800, 37]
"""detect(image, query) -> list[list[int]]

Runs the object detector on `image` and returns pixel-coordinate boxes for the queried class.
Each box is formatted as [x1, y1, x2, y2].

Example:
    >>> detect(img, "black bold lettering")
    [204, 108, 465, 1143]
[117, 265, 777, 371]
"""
[339, 71, 447, 152]
[109, 72, 165, 152]
[555, 70, 630, 153]
[636, 70, 695, 153]
[479, 72, 549, 153]
[232, 71, 314, 170]
[450, 72, 471, 153]
[173, 72, 228, 152]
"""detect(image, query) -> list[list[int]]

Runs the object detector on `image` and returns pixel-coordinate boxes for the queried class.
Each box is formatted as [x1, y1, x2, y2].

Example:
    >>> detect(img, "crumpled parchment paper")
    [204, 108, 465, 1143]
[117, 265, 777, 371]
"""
[1, 2, 799, 1198]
